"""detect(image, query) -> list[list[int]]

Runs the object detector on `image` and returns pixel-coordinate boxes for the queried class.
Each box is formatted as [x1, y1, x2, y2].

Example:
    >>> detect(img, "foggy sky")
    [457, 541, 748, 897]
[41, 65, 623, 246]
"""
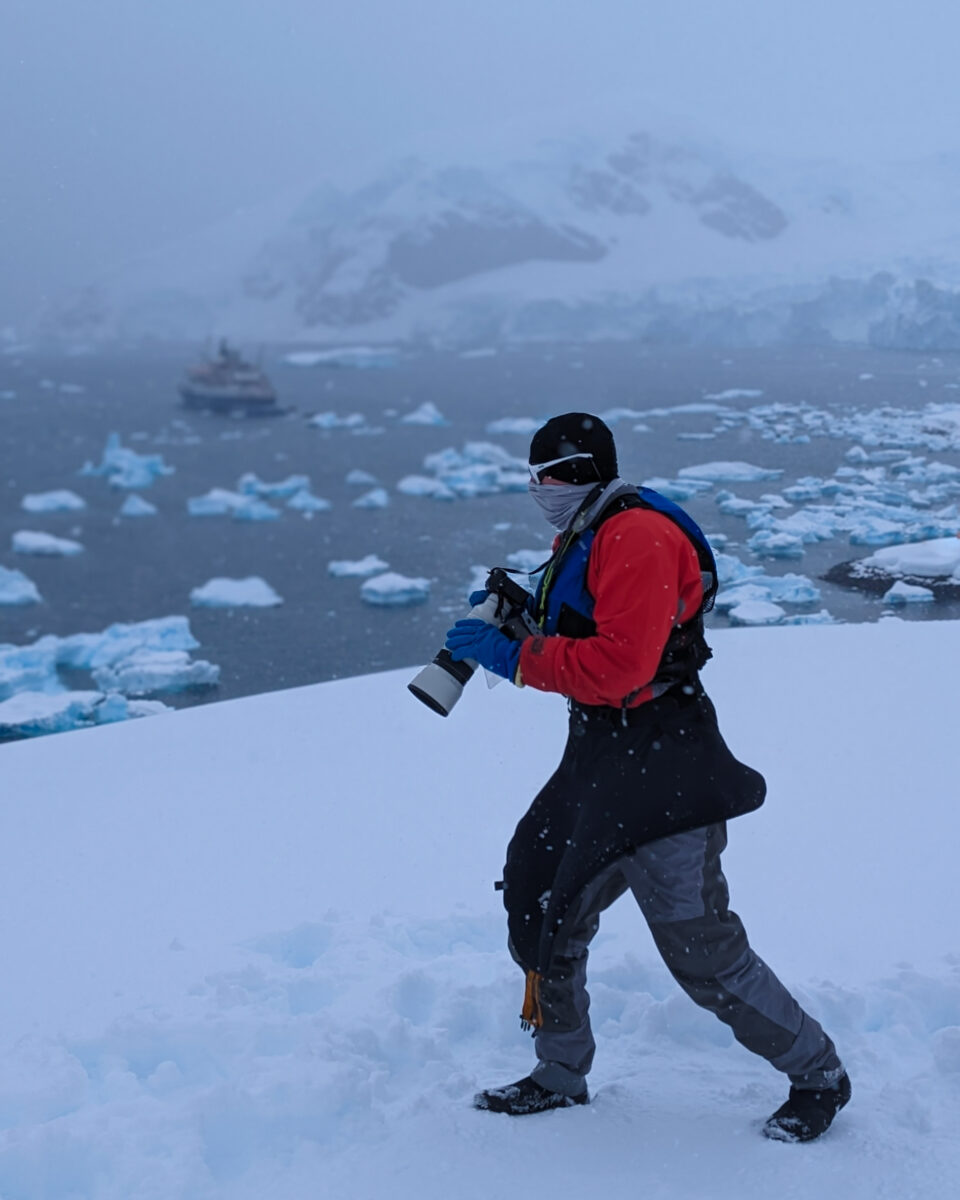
[2, 0, 958, 325]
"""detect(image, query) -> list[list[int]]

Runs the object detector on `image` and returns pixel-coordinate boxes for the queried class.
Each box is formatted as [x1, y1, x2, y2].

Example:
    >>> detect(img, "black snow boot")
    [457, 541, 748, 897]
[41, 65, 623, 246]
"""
[474, 1075, 589, 1116]
[763, 1072, 852, 1142]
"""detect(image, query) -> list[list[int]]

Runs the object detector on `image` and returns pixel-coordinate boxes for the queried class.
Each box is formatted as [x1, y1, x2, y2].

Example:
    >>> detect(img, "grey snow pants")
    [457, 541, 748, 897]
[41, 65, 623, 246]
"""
[517, 821, 843, 1098]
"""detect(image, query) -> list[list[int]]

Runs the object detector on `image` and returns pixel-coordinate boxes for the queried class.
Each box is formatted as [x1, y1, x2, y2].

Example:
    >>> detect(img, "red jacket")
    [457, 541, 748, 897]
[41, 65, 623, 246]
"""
[518, 507, 704, 708]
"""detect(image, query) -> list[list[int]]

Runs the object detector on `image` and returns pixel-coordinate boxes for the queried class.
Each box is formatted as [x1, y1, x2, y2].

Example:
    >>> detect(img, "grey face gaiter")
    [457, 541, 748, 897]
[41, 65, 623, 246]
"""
[528, 480, 598, 531]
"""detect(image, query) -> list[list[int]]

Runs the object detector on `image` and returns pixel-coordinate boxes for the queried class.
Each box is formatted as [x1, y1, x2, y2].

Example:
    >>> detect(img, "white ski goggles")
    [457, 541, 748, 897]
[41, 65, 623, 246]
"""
[527, 452, 594, 483]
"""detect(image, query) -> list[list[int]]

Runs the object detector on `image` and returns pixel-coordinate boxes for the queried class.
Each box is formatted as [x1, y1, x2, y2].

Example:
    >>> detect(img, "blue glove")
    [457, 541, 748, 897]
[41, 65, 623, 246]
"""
[445, 619, 522, 681]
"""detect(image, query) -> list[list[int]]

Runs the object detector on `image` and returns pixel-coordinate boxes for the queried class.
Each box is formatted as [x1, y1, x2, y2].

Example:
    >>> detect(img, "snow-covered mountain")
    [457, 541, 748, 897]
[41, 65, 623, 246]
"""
[35, 130, 960, 347]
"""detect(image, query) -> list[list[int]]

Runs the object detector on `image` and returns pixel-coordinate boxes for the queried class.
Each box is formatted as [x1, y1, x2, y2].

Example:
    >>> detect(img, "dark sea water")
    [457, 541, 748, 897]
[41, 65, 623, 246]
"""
[3, 341, 960, 713]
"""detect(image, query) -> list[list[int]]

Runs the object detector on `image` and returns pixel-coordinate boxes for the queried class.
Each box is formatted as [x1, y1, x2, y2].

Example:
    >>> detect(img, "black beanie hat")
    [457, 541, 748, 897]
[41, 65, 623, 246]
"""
[529, 412, 619, 484]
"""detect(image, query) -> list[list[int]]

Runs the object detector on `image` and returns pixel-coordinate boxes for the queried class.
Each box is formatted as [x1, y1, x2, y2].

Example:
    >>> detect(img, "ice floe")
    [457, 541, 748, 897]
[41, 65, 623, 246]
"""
[746, 529, 807, 559]
[237, 472, 310, 499]
[726, 598, 786, 626]
[703, 388, 764, 401]
[328, 555, 390, 578]
[0, 690, 169, 739]
[12, 530, 84, 556]
[360, 572, 430, 606]
[857, 536, 960, 579]
[307, 411, 368, 430]
[679, 461, 784, 483]
[0, 565, 42, 605]
[92, 650, 220, 696]
[883, 581, 935, 604]
[0, 616, 217, 734]
[404, 442, 529, 499]
[401, 401, 447, 426]
[285, 488, 331, 512]
[187, 489, 280, 520]
[346, 469, 379, 486]
[80, 432, 174, 489]
[352, 487, 390, 509]
[21, 489, 86, 513]
[190, 577, 284, 608]
[396, 475, 456, 500]
[119, 494, 158, 517]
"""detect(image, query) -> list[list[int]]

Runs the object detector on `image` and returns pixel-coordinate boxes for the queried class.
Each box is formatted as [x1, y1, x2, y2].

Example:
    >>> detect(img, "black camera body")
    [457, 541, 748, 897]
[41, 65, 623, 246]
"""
[407, 568, 538, 717]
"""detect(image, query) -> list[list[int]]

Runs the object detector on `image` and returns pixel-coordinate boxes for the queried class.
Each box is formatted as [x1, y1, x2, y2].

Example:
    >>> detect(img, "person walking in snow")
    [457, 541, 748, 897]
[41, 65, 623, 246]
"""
[443, 412, 851, 1142]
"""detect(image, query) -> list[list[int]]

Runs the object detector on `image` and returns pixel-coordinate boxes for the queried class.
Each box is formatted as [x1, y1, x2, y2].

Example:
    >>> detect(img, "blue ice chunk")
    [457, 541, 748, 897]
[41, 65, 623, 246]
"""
[352, 488, 390, 509]
[0, 690, 104, 737]
[0, 565, 42, 606]
[360, 573, 430, 606]
[286, 489, 332, 512]
[232, 498, 282, 521]
[747, 529, 806, 559]
[782, 478, 825, 503]
[56, 616, 199, 670]
[713, 552, 765, 586]
[81, 432, 174, 489]
[120, 494, 158, 517]
[237, 472, 310, 499]
[642, 477, 714, 501]
[883, 581, 935, 604]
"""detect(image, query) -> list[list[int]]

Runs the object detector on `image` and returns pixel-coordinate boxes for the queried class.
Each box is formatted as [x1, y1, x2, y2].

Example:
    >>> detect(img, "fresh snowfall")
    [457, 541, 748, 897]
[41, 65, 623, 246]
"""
[1, 617, 957, 1198]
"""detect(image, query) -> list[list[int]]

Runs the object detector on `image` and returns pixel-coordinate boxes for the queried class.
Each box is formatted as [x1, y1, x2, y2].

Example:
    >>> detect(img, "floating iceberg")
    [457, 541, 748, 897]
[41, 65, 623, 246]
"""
[353, 488, 390, 509]
[232, 498, 281, 522]
[883, 581, 935, 604]
[782, 478, 825, 503]
[401, 402, 447, 426]
[286, 489, 331, 512]
[0, 691, 116, 738]
[859, 537, 960, 579]
[679, 461, 783, 483]
[237, 472, 310, 499]
[187, 488, 248, 516]
[716, 571, 821, 613]
[713, 552, 765, 586]
[328, 555, 389, 578]
[396, 475, 457, 500]
[12, 530, 84, 556]
[703, 389, 764, 401]
[360, 572, 430, 606]
[642, 477, 714, 502]
[80, 432, 174, 489]
[120, 494, 158, 517]
[21, 489, 86, 513]
[56, 615, 200, 671]
[308, 411, 368, 430]
[92, 649, 220, 695]
[346, 469, 378, 486]
[0, 642, 58, 700]
[727, 599, 786, 626]
[0, 565, 42, 606]
[190, 577, 284, 608]
[746, 529, 806, 559]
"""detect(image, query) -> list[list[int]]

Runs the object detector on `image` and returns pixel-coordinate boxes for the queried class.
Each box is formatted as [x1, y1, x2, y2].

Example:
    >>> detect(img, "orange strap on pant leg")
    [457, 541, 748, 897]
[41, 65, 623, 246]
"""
[520, 969, 543, 1032]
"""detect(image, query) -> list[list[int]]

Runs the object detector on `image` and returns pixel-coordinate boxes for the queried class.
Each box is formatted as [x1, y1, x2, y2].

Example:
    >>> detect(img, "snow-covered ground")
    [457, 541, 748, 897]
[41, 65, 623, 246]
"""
[0, 619, 956, 1198]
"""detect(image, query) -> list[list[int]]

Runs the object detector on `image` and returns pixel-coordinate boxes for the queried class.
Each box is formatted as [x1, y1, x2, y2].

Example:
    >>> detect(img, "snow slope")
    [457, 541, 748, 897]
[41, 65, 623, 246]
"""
[0, 619, 957, 1198]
